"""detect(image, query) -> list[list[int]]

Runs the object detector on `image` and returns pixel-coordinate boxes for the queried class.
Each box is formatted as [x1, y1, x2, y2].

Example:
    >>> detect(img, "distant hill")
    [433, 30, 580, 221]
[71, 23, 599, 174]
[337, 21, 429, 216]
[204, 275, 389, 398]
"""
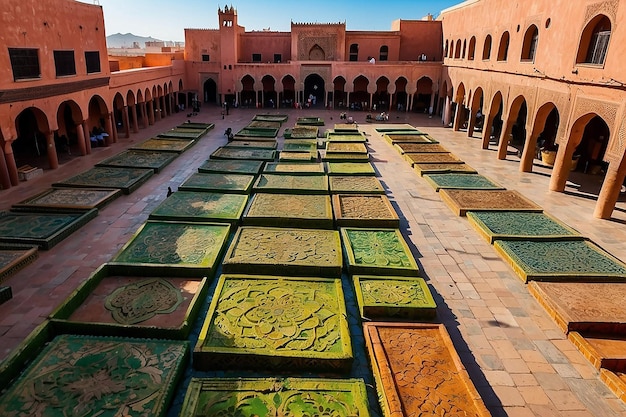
[106, 33, 162, 48]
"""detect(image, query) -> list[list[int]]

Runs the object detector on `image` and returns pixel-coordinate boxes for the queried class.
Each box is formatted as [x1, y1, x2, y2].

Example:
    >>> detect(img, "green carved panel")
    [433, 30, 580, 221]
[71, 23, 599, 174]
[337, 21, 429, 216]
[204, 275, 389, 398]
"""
[222, 227, 343, 277]
[244, 193, 333, 228]
[0, 210, 97, 250]
[413, 163, 477, 176]
[467, 211, 582, 243]
[288, 125, 318, 139]
[131, 137, 196, 153]
[322, 152, 370, 162]
[14, 188, 121, 211]
[264, 162, 326, 175]
[194, 275, 352, 372]
[494, 239, 626, 283]
[253, 174, 329, 194]
[354, 276, 436, 320]
[180, 378, 370, 417]
[296, 117, 325, 126]
[198, 160, 264, 175]
[333, 124, 360, 133]
[253, 114, 289, 123]
[279, 151, 316, 162]
[326, 162, 376, 176]
[423, 173, 504, 191]
[283, 140, 317, 153]
[177, 122, 214, 130]
[179, 173, 256, 194]
[96, 150, 178, 173]
[0, 335, 188, 417]
[158, 130, 205, 139]
[211, 147, 277, 161]
[225, 140, 277, 149]
[439, 189, 543, 216]
[54, 167, 154, 194]
[111, 221, 231, 277]
[149, 192, 248, 224]
[383, 134, 438, 145]
[326, 142, 368, 154]
[394, 143, 449, 154]
[327, 133, 367, 143]
[247, 120, 282, 129]
[328, 176, 386, 194]
[332, 194, 399, 228]
[234, 127, 279, 138]
[341, 228, 419, 276]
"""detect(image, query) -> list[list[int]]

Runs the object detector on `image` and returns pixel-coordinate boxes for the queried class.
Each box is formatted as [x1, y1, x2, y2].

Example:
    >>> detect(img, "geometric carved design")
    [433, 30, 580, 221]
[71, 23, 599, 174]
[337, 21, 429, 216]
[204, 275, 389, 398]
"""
[131, 138, 196, 153]
[439, 189, 543, 216]
[494, 239, 626, 283]
[178, 173, 256, 194]
[326, 162, 376, 176]
[423, 173, 504, 191]
[194, 275, 352, 372]
[394, 143, 449, 154]
[105, 278, 183, 325]
[14, 188, 121, 211]
[326, 142, 368, 154]
[210, 147, 277, 161]
[149, 192, 248, 224]
[405, 153, 464, 165]
[96, 150, 178, 173]
[222, 227, 343, 277]
[0, 246, 38, 284]
[197, 160, 264, 175]
[340, 228, 419, 276]
[328, 176, 386, 194]
[180, 378, 370, 416]
[244, 193, 333, 228]
[53, 167, 154, 195]
[364, 323, 490, 417]
[264, 162, 326, 175]
[225, 140, 277, 149]
[253, 114, 289, 123]
[0, 335, 188, 417]
[584, 1, 618, 25]
[327, 133, 367, 143]
[413, 163, 477, 176]
[253, 174, 329, 194]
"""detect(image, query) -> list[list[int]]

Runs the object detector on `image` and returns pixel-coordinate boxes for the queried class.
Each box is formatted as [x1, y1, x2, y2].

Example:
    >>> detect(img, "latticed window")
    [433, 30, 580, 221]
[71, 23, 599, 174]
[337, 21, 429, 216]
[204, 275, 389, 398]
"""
[54, 50, 76, 76]
[577, 15, 611, 65]
[85, 51, 101, 73]
[379, 45, 388, 61]
[349, 44, 359, 61]
[8, 48, 40, 80]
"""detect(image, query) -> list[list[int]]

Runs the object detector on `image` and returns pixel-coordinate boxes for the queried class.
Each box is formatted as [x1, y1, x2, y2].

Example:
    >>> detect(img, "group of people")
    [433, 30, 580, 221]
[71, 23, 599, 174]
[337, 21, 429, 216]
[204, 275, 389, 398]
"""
[89, 126, 108, 147]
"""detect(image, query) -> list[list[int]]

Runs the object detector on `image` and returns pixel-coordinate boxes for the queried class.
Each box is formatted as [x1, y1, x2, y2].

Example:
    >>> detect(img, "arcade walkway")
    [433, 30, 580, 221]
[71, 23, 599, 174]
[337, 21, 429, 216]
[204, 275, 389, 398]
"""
[1, 106, 625, 416]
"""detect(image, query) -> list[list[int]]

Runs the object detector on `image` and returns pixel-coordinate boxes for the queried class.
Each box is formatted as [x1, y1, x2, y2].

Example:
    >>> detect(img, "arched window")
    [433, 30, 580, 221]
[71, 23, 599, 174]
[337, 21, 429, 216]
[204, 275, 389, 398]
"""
[576, 15, 611, 65]
[455, 39, 461, 58]
[497, 31, 510, 61]
[462, 39, 467, 59]
[444, 40, 449, 58]
[483, 35, 492, 60]
[379, 45, 388, 61]
[349, 44, 359, 61]
[521, 25, 539, 61]
[450, 40, 455, 58]
[468, 36, 476, 60]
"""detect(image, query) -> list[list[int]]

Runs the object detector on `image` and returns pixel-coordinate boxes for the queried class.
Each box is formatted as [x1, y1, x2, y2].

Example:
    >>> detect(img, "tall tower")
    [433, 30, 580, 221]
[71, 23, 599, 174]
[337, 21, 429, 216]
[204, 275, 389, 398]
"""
[218, 5, 238, 102]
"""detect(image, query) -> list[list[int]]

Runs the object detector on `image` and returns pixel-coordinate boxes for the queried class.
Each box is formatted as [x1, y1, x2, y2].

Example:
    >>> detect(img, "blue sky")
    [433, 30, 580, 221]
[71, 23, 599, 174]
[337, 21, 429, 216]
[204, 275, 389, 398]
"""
[89, 0, 461, 42]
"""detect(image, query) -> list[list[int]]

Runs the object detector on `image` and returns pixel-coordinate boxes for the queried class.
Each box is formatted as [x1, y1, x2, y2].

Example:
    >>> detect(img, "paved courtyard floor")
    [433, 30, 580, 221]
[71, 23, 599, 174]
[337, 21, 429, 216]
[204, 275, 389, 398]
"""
[1, 105, 625, 416]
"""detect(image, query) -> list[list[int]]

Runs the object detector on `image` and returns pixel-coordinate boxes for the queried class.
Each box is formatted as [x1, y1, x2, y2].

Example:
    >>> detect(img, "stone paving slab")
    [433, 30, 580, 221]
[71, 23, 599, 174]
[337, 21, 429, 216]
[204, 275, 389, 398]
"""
[194, 274, 352, 372]
[178, 172, 256, 194]
[468, 211, 583, 243]
[364, 322, 490, 417]
[13, 188, 121, 212]
[327, 162, 376, 176]
[110, 220, 231, 278]
[0, 209, 98, 250]
[329, 176, 386, 194]
[439, 189, 544, 216]
[243, 193, 333, 228]
[0, 245, 38, 284]
[413, 162, 477, 176]
[263, 162, 326, 175]
[53, 166, 154, 194]
[210, 147, 277, 161]
[253, 173, 329, 194]
[131, 137, 196, 153]
[340, 228, 419, 276]
[149, 191, 248, 224]
[423, 173, 505, 191]
[222, 227, 342, 277]
[353, 275, 436, 320]
[494, 239, 626, 283]
[197, 159, 264, 175]
[0, 334, 188, 417]
[332, 194, 400, 228]
[49, 263, 207, 339]
[529, 281, 626, 334]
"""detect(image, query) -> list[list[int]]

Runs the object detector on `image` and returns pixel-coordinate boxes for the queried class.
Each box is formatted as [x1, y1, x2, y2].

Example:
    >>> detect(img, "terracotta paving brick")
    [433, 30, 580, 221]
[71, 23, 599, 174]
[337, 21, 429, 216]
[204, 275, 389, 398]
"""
[1, 110, 626, 416]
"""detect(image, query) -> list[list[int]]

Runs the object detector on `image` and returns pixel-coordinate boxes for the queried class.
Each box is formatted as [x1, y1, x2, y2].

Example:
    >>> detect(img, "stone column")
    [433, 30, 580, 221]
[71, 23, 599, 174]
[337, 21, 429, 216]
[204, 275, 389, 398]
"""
[593, 165, 625, 219]
[105, 113, 115, 145]
[83, 121, 92, 154]
[123, 106, 131, 138]
[369, 93, 373, 110]
[0, 143, 12, 189]
[155, 98, 162, 121]
[429, 93, 436, 115]
[519, 132, 539, 172]
[130, 105, 139, 133]
[75, 123, 87, 155]
[549, 146, 575, 192]
[148, 101, 155, 125]
[408, 94, 413, 112]
[4, 142, 19, 186]
[45, 131, 59, 169]
[443, 96, 452, 126]
[452, 102, 463, 131]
